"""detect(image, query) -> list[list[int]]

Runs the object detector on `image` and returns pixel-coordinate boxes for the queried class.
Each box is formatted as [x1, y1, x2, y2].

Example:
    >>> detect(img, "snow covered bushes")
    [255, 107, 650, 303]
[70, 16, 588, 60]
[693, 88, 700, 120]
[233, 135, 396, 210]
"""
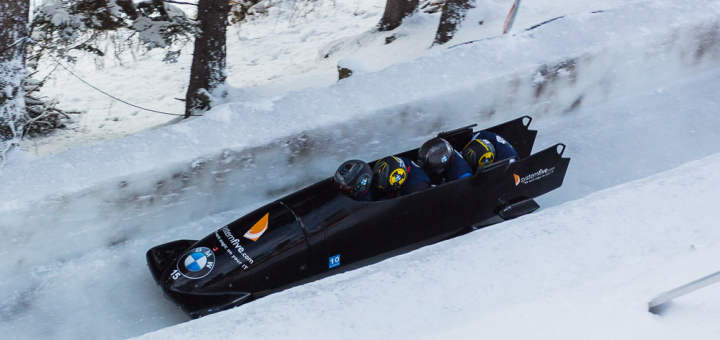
[22, 77, 76, 138]
[0, 0, 30, 163]
[8, 0, 196, 150]
[31, 0, 194, 58]
[0, 58, 27, 163]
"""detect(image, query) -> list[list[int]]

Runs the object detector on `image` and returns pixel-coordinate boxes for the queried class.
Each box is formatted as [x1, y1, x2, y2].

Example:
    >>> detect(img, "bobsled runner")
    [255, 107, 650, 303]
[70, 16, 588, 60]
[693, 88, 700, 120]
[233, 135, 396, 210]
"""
[146, 116, 570, 318]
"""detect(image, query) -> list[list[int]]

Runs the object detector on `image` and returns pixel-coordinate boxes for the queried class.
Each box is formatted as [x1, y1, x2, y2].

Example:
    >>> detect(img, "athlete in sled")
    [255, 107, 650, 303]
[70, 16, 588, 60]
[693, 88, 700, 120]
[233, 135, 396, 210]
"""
[333, 128, 520, 201]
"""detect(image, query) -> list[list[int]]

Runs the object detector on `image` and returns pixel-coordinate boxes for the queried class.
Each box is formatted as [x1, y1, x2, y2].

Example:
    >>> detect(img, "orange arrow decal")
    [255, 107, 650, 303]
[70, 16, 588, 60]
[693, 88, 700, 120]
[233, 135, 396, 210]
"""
[244, 213, 269, 241]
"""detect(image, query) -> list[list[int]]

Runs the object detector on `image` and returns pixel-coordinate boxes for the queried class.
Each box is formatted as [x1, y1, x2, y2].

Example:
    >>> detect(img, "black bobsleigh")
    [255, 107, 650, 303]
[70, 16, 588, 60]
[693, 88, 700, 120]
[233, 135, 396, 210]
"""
[146, 116, 570, 318]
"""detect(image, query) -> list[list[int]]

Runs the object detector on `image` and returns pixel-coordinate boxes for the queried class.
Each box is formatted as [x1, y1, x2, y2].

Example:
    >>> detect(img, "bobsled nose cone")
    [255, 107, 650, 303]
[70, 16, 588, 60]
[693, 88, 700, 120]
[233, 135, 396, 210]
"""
[146, 239, 197, 285]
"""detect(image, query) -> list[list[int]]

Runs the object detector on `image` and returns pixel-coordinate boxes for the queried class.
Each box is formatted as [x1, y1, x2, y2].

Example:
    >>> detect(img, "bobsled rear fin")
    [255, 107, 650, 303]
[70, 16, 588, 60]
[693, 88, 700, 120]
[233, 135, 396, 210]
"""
[484, 116, 537, 159]
[371, 116, 537, 166]
[146, 239, 197, 285]
[437, 124, 477, 151]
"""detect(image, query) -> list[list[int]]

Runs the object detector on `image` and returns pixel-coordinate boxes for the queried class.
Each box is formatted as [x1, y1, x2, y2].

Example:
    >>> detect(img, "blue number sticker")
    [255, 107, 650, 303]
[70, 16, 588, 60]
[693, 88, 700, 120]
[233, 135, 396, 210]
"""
[329, 254, 341, 269]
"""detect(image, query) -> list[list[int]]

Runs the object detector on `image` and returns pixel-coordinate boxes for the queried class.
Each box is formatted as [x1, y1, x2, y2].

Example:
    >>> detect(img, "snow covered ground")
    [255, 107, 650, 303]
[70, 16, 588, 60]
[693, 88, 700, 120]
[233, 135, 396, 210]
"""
[1, 0, 720, 339]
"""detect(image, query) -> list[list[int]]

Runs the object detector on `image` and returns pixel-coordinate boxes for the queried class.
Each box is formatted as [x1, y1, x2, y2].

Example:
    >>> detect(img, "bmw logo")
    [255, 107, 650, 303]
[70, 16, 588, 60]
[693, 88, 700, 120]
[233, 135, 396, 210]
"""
[177, 247, 216, 279]
[441, 155, 448, 163]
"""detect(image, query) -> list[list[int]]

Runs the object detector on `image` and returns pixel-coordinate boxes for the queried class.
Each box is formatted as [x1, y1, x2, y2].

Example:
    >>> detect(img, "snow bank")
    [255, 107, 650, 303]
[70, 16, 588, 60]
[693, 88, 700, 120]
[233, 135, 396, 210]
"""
[3, 66, 720, 340]
[131, 150, 720, 340]
[2, 0, 720, 268]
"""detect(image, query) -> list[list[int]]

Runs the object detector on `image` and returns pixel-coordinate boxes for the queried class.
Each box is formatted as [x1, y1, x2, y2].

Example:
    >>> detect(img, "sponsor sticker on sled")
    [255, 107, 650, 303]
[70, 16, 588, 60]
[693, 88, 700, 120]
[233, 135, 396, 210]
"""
[175, 247, 216, 280]
[244, 213, 269, 241]
[329, 254, 341, 269]
[218, 227, 255, 270]
[514, 167, 555, 186]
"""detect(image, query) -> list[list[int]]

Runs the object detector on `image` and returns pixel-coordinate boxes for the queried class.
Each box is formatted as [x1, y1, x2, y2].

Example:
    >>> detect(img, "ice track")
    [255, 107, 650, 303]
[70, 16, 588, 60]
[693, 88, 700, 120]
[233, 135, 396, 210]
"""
[2, 2, 720, 339]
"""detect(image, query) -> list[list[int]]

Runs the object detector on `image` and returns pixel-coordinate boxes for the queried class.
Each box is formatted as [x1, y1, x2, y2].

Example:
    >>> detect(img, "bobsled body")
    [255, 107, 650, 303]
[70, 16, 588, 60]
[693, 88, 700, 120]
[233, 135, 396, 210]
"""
[146, 116, 570, 318]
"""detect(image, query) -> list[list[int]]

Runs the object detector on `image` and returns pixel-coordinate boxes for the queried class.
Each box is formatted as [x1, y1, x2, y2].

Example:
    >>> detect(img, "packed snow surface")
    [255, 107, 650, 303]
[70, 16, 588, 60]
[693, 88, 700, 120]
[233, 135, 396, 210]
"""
[1, 0, 720, 339]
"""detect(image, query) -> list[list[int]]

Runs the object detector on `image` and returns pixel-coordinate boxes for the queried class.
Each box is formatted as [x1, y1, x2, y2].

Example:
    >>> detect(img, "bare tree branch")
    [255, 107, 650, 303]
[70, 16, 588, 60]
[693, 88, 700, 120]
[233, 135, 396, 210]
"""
[164, 0, 198, 6]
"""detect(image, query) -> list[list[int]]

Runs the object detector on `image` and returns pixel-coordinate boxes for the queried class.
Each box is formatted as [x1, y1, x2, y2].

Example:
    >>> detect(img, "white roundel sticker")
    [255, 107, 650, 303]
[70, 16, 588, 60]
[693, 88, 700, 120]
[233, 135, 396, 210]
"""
[184, 253, 207, 271]
[177, 247, 215, 279]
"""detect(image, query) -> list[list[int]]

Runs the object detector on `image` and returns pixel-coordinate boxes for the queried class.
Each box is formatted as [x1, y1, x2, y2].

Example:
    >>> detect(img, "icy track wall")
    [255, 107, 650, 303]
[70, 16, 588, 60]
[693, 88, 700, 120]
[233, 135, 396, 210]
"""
[1, 1, 720, 269]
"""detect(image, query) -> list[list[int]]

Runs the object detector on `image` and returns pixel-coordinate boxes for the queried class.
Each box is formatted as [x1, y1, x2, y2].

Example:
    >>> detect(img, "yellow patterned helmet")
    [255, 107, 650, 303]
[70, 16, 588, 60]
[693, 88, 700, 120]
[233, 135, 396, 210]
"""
[462, 139, 496, 172]
[372, 156, 407, 192]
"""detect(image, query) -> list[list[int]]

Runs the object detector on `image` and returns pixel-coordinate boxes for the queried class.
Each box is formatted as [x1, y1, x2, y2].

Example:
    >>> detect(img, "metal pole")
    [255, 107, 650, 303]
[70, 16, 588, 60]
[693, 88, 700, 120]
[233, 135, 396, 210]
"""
[503, 0, 523, 34]
[649, 269, 720, 312]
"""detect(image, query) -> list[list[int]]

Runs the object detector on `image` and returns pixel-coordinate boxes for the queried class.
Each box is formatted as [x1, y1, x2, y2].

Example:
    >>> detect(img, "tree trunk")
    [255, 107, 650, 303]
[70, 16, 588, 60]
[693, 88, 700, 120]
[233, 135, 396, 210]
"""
[433, 0, 475, 46]
[0, 0, 30, 158]
[116, 0, 139, 20]
[185, 0, 229, 118]
[377, 0, 419, 32]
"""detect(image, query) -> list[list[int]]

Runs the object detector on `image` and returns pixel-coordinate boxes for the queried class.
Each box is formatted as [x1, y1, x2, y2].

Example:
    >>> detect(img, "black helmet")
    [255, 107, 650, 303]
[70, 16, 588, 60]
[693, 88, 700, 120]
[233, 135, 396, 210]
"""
[332, 160, 372, 199]
[372, 156, 407, 192]
[417, 137, 454, 175]
[462, 139, 496, 172]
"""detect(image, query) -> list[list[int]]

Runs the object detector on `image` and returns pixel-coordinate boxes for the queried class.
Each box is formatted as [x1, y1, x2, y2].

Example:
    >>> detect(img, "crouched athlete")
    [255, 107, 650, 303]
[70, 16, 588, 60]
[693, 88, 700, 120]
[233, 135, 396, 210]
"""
[332, 160, 373, 202]
[462, 131, 519, 172]
[417, 137, 472, 185]
[372, 156, 431, 200]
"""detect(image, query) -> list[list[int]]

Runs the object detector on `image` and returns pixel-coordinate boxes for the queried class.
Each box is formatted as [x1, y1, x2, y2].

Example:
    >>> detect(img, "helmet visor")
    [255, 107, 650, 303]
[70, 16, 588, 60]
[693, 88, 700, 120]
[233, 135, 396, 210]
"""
[332, 177, 353, 194]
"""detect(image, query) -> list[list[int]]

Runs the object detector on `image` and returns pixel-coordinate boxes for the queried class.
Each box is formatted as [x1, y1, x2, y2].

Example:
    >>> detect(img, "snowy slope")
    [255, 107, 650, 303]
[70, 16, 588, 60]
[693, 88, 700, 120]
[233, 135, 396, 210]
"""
[1, 0, 720, 339]
[132, 151, 720, 340]
[2, 58, 720, 340]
